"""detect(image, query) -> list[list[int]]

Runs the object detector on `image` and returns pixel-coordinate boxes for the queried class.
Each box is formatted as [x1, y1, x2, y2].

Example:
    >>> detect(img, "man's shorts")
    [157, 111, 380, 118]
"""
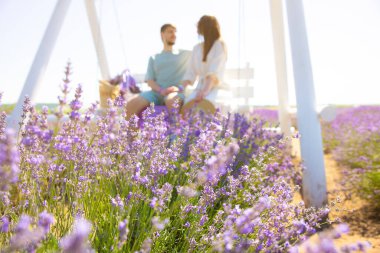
[140, 90, 185, 105]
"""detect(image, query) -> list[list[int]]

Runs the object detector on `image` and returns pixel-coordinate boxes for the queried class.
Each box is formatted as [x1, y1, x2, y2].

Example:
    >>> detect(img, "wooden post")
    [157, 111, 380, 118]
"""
[84, 0, 110, 80]
[269, 0, 292, 138]
[285, 0, 327, 207]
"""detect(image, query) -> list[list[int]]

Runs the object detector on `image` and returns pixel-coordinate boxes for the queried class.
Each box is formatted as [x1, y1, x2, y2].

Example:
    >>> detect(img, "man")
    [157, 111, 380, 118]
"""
[126, 24, 191, 118]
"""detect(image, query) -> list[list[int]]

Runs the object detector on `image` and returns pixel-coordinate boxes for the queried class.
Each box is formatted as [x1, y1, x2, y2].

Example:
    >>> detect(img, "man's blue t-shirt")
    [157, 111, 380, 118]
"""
[145, 49, 191, 88]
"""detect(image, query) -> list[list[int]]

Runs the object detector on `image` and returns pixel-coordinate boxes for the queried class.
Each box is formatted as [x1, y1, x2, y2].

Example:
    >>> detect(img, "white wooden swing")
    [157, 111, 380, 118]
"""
[6, 0, 327, 208]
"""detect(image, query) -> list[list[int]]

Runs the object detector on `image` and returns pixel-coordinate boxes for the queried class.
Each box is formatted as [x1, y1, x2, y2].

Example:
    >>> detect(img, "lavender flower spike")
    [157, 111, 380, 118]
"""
[60, 217, 94, 253]
[1, 216, 10, 233]
[38, 211, 55, 233]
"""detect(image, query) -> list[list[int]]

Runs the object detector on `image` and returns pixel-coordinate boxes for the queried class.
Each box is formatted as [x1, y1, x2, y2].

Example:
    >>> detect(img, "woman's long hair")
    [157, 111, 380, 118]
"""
[197, 15, 221, 62]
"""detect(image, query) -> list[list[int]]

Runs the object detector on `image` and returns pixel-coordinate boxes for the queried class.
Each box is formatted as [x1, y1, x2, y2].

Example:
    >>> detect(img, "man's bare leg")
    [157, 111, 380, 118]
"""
[126, 95, 150, 119]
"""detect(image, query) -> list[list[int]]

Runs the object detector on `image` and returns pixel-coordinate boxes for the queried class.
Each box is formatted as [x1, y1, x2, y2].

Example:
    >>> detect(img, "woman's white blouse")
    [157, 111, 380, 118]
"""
[183, 39, 227, 88]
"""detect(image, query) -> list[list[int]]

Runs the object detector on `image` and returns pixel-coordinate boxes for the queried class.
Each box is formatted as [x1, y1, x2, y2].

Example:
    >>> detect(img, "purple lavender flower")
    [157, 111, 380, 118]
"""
[0, 84, 343, 253]
[6, 214, 49, 252]
[70, 100, 82, 111]
[151, 217, 169, 231]
[111, 195, 124, 209]
[118, 219, 129, 249]
[291, 223, 371, 253]
[70, 111, 81, 121]
[0, 92, 6, 137]
[197, 141, 240, 186]
[1, 216, 10, 233]
[59, 217, 93, 253]
[293, 220, 307, 234]
[38, 211, 55, 233]
[199, 215, 208, 226]
[0, 128, 20, 191]
[140, 237, 152, 253]
[15, 215, 31, 233]
[150, 183, 173, 212]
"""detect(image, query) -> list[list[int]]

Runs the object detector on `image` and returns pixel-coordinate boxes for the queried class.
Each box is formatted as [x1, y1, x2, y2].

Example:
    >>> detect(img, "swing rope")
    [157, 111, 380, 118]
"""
[112, 0, 128, 68]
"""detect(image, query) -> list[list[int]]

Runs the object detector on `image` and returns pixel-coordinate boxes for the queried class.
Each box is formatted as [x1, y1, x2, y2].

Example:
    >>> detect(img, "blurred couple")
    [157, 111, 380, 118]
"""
[126, 15, 227, 118]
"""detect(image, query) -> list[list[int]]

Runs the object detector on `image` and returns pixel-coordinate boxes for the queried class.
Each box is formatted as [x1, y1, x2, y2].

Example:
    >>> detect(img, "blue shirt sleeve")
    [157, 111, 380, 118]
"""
[144, 56, 155, 81]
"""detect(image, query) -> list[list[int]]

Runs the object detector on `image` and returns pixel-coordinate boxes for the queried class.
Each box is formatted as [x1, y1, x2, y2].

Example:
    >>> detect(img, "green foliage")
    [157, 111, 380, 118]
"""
[360, 171, 380, 209]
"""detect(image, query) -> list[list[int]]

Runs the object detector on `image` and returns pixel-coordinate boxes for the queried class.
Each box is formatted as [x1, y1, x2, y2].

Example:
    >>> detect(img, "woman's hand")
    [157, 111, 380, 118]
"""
[195, 78, 214, 102]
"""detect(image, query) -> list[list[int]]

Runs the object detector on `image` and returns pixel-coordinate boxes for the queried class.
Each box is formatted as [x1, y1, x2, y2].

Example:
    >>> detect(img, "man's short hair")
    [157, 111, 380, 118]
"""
[161, 24, 176, 33]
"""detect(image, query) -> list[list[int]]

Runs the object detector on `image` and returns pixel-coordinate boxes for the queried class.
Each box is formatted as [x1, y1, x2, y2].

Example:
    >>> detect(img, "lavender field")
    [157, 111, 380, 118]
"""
[253, 106, 380, 207]
[322, 106, 380, 208]
[0, 85, 373, 252]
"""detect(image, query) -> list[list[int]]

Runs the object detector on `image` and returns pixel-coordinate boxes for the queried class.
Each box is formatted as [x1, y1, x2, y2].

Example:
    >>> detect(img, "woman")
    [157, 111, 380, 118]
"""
[182, 15, 227, 113]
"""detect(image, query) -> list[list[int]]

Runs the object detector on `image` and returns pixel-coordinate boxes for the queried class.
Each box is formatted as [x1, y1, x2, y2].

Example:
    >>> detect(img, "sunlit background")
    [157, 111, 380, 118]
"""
[0, 0, 379, 106]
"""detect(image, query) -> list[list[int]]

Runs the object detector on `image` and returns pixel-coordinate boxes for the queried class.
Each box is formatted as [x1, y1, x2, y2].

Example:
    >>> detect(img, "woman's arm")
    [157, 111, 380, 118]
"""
[194, 75, 218, 102]
[195, 41, 227, 101]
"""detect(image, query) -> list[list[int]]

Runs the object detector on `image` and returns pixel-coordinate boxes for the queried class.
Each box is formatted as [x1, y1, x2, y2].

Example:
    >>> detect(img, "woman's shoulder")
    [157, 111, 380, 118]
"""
[213, 39, 226, 49]
[193, 42, 203, 51]
[212, 39, 227, 55]
[215, 39, 225, 45]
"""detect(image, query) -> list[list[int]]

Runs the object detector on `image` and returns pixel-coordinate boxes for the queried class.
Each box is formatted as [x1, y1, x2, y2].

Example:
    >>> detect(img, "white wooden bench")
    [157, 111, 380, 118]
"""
[218, 64, 254, 112]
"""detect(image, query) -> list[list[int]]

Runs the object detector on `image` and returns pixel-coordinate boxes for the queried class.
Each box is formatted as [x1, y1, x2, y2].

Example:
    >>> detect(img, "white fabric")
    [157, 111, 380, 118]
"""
[183, 39, 227, 105]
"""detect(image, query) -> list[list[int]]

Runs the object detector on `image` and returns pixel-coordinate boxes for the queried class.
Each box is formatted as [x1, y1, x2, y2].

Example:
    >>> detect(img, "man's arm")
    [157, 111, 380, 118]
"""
[147, 80, 163, 94]
[145, 56, 162, 93]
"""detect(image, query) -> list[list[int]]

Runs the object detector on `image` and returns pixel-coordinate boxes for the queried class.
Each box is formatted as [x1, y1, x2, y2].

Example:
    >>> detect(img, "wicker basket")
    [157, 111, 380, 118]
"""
[99, 80, 121, 109]
[181, 99, 216, 115]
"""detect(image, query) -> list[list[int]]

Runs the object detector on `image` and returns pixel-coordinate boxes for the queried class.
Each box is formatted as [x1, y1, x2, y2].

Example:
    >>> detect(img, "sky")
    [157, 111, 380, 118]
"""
[0, 0, 379, 106]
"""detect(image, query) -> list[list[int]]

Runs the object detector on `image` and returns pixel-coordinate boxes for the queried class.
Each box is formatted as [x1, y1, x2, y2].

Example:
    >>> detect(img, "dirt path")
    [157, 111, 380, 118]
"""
[324, 153, 380, 252]
[292, 139, 380, 252]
